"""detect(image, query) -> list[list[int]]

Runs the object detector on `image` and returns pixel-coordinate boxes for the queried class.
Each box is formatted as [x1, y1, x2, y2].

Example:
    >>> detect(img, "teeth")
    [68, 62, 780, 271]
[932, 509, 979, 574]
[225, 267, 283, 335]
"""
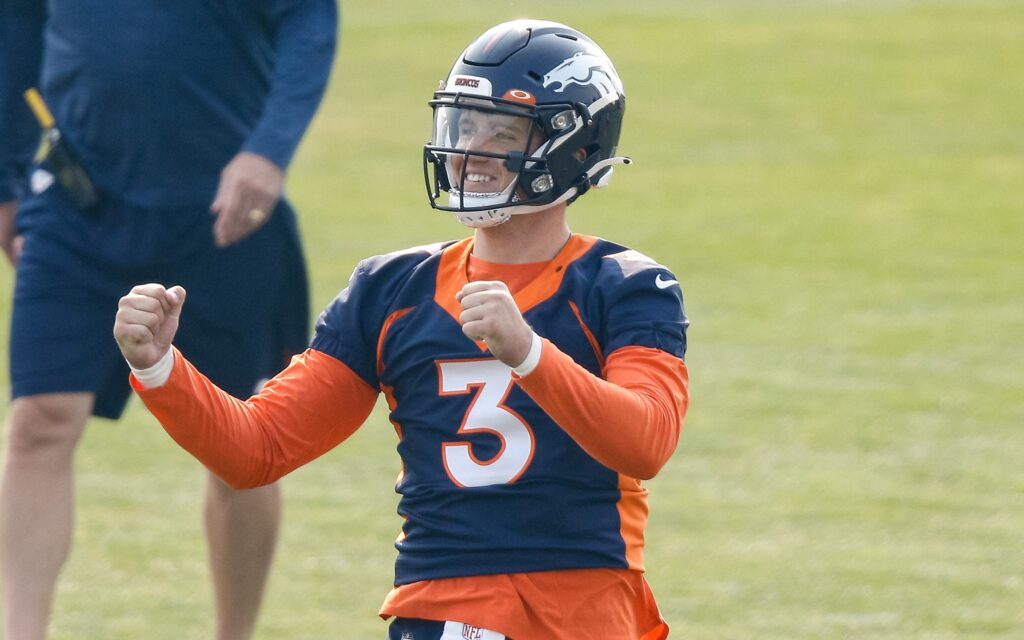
[466, 174, 493, 183]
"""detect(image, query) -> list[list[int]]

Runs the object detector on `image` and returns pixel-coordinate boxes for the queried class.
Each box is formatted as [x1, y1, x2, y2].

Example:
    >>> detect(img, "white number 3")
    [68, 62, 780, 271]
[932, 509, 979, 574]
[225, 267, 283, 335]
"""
[437, 359, 536, 487]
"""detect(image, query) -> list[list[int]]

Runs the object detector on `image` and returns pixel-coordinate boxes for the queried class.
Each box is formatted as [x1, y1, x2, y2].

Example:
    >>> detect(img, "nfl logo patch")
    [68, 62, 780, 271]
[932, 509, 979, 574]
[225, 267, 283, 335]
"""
[440, 622, 503, 638]
[440, 621, 504, 640]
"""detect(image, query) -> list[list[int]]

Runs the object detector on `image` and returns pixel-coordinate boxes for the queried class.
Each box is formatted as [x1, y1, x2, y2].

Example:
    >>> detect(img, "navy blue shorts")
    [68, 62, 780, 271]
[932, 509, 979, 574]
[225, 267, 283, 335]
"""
[9, 187, 309, 419]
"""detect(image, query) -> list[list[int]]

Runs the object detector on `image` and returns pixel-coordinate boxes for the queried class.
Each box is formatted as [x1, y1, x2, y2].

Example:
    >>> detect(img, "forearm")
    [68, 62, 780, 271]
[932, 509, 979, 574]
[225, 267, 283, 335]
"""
[243, 0, 338, 169]
[0, 0, 46, 201]
[133, 347, 377, 488]
[516, 341, 689, 480]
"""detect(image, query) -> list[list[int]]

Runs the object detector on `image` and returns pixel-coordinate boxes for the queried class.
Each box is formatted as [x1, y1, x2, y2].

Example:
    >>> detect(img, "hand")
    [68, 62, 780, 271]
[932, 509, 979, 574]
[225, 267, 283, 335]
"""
[456, 281, 533, 367]
[209, 151, 284, 247]
[114, 284, 187, 369]
[0, 200, 23, 266]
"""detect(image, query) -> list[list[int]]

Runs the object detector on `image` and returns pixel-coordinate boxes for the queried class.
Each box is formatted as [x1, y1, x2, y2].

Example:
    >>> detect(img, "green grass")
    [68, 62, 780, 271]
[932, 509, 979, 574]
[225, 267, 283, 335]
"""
[2, 1, 1023, 637]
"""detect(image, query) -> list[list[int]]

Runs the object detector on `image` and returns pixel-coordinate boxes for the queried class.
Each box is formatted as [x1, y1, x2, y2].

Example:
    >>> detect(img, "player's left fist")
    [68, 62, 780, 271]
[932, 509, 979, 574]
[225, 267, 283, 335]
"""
[456, 281, 533, 367]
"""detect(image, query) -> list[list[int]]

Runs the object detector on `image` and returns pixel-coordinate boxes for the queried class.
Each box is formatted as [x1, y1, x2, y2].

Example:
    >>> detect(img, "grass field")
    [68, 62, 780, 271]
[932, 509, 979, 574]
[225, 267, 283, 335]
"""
[1, 1, 1023, 638]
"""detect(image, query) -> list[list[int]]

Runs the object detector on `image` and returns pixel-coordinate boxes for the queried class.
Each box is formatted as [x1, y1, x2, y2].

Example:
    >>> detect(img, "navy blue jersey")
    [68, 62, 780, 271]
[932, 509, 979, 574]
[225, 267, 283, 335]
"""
[311, 235, 688, 585]
[0, 0, 337, 205]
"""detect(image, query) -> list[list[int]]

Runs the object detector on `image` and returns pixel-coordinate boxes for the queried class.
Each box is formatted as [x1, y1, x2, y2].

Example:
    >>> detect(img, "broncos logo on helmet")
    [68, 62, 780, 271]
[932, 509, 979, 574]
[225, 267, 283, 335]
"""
[542, 52, 619, 95]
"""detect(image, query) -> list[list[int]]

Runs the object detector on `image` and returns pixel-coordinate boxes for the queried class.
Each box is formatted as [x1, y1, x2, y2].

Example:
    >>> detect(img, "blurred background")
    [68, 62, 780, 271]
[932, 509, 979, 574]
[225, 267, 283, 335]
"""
[1, 1, 1022, 637]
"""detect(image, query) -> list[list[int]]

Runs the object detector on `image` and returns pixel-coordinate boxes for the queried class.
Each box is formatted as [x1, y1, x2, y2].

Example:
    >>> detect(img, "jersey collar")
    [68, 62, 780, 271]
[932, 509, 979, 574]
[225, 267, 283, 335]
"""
[434, 234, 598, 349]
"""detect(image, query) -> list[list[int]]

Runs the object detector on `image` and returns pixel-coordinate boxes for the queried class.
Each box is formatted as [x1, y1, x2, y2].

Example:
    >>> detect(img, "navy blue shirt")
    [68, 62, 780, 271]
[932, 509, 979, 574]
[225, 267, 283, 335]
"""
[0, 0, 337, 206]
[310, 236, 688, 584]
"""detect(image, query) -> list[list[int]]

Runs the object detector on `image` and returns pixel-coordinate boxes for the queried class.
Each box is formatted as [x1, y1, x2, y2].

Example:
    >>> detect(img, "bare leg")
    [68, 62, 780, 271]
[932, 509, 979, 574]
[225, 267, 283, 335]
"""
[0, 393, 94, 640]
[204, 473, 281, 640]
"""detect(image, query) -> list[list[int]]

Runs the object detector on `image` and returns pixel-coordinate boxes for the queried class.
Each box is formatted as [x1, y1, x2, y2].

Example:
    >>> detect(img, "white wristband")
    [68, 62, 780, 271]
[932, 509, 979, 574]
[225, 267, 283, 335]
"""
[129, 348, 175, 389]
[512, 332, 543, 377]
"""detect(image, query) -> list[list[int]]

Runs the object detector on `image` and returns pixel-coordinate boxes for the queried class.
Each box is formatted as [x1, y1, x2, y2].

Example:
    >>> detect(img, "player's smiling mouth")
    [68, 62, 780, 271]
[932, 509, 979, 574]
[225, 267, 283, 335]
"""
[463, 173, 501, 191]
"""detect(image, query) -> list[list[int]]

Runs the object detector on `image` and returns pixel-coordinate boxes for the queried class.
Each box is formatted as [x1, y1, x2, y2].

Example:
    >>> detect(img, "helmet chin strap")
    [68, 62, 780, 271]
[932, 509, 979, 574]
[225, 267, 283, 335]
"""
[447, 182, 520, 228]
[447, 155, 632, 228]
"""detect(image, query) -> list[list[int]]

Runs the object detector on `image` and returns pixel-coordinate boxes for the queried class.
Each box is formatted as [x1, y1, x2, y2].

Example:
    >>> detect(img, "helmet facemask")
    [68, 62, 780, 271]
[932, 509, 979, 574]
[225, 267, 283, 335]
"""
[424, 96, 563, 228]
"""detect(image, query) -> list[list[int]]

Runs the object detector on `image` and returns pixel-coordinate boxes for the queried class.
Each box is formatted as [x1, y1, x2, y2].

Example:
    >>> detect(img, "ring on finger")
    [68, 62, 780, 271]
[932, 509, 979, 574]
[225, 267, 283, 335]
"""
[248, 208, 267, 224]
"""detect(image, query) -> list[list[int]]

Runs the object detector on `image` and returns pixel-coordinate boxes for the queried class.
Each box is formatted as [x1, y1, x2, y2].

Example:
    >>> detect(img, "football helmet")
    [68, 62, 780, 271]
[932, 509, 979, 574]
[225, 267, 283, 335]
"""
[424, 20, 630, 228]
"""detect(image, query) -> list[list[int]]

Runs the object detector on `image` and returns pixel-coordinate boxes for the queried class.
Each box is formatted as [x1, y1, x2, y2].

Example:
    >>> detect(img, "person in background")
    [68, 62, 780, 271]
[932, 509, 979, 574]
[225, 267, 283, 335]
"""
[0, 1, 338, 638]
[115, 19, 687, 640]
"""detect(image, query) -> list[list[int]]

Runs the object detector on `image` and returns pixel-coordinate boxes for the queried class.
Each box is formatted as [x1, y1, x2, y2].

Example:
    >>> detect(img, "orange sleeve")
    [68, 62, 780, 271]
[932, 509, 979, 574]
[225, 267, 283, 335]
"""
[515, 341, 689, 480]
[132, 347, 379, 489]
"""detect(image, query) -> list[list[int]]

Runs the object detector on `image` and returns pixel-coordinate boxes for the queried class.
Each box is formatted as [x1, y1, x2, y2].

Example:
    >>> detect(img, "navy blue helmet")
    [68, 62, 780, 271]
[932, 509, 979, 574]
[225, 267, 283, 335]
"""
[424, 20, 630, 227]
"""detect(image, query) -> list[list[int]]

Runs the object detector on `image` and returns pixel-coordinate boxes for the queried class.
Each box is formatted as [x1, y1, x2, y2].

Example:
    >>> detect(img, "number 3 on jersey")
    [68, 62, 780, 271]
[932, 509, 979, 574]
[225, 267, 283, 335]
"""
[437, 359, 536, 488]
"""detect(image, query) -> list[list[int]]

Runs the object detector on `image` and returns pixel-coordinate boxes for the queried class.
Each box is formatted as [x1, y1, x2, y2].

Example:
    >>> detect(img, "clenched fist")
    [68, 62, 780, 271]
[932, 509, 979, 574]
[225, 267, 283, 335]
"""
[113, 284, 187, 369]
[456, 280, 533, 367]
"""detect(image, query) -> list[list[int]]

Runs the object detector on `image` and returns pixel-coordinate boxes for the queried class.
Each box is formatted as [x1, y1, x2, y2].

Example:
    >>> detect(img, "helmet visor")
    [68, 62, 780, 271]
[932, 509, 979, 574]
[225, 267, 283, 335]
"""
[430, 103, 542, 196]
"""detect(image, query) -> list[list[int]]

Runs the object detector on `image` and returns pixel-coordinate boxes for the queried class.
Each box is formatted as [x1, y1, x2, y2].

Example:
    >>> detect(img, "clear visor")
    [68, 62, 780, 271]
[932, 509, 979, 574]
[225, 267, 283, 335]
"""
[431, 104, 542, 194]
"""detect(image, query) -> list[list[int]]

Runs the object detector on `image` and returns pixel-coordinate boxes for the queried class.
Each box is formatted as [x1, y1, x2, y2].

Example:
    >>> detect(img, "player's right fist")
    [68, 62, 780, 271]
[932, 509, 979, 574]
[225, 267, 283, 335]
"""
[114, 284, 187, 369]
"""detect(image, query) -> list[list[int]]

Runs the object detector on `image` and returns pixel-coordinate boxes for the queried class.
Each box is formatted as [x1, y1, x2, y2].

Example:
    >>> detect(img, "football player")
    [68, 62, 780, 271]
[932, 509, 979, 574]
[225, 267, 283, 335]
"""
[115, 20, 689, 640]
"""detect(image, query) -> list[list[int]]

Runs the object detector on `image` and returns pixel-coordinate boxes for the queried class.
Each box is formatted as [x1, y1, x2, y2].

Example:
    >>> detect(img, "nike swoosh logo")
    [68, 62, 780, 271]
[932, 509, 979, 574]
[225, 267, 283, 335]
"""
[655, 274, 679, 289]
